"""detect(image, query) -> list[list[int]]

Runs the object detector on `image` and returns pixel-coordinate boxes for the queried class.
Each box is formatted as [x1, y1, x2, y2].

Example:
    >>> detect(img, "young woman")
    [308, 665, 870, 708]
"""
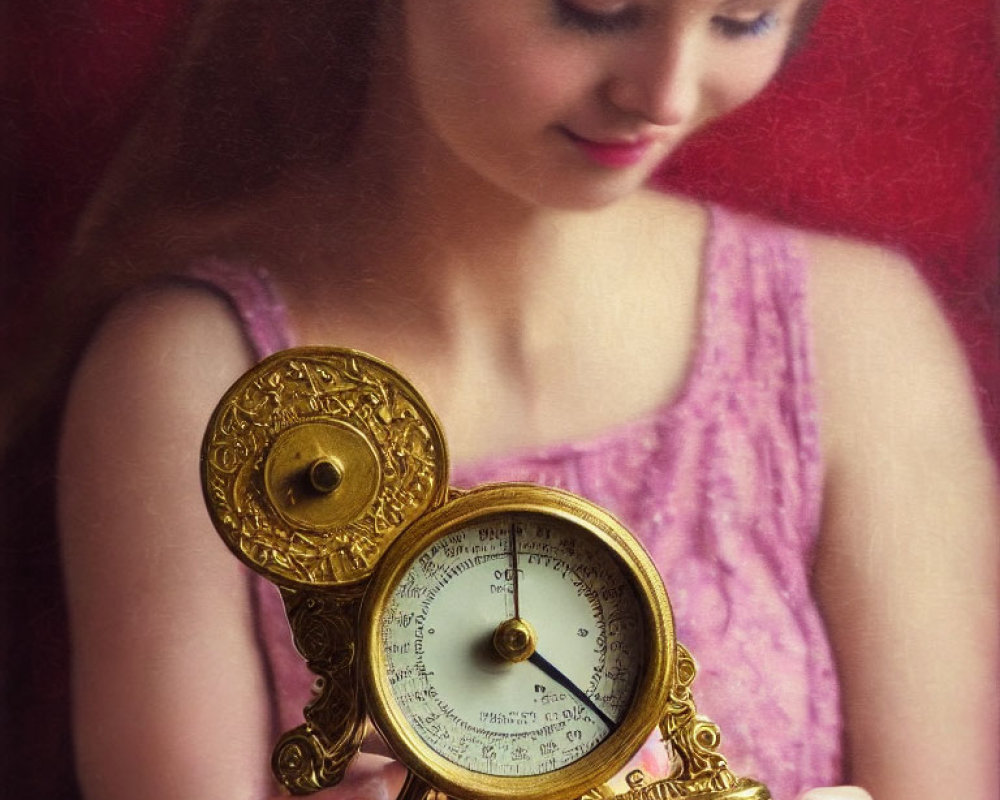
[56, 2, 998, 799]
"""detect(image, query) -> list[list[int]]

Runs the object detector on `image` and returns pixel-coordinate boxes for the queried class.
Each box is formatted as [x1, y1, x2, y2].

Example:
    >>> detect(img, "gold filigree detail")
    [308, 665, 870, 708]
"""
[659, 644, 737, 794]
[597, 770, 768, 800]
[577, 783, 618, 800]
[202, 348, 448, 587]
[272, 584, 368, 794]
[575, 644, 770, 800]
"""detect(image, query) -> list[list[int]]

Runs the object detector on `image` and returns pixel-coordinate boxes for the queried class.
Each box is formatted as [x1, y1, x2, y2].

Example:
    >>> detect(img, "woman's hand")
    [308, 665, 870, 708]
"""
[798, 787, 873, 800]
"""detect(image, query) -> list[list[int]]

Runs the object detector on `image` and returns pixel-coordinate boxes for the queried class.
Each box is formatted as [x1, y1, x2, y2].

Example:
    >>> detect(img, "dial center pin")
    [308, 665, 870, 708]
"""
[492, 617, 537, 663]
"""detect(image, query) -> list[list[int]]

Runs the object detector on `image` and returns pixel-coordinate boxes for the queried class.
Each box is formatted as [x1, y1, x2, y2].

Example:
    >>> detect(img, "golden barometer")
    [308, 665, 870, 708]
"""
[363, 485, 671, 800]
[201, 347, 770, 800]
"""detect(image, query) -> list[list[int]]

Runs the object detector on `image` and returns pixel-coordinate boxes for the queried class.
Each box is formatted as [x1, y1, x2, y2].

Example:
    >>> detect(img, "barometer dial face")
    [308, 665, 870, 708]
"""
[362, 486, 674, 800]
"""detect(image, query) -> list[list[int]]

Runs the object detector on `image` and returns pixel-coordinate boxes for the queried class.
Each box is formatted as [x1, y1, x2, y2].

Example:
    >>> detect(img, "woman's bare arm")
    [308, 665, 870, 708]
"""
[809, 238, 999, 799]
[59, 286, 275, 799]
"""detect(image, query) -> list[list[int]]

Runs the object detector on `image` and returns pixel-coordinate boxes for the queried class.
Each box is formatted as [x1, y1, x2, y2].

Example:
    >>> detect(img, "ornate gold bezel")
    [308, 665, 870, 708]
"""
[360, 483, 676, 800]
[201, 347, 449, 588]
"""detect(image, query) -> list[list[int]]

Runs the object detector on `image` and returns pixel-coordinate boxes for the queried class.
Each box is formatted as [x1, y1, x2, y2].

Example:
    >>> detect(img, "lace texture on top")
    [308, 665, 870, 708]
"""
[191, 205, 841, 800]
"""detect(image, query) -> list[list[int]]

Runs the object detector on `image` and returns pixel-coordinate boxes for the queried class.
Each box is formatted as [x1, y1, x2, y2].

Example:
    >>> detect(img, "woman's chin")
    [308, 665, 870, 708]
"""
[525, 173, 659, 213]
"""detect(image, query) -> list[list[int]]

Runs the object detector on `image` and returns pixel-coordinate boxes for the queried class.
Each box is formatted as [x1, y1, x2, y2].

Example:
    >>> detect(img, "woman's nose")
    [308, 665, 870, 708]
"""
[605, 38, 696, 126]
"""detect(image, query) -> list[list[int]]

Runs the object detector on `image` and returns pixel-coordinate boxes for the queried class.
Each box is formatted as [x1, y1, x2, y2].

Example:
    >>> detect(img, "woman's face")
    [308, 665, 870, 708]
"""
[396, 0, 806, 210]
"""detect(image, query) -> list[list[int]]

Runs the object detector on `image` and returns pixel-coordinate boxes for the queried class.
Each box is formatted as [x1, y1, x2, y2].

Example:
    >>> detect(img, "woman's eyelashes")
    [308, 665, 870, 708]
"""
[711, 11, 780, 39]
[552, 1, 780, 40]
[552, 0, 643, 34]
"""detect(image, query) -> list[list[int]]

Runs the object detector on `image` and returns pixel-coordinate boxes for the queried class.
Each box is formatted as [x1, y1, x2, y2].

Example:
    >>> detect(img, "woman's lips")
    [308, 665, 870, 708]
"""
[562, 127, 656, 168]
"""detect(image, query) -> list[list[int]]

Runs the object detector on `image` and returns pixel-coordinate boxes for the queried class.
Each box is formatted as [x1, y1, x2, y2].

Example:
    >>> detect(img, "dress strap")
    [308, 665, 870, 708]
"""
[697, 205, 815, 400]
[184, 258, 292, 359]
[689, 204, 823, 543]
[178, 258, 295, 738]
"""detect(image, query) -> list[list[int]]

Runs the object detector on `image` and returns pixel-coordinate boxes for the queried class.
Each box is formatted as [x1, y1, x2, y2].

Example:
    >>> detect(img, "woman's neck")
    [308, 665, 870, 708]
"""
[265, 162, 705, 463]
[253, 27, 708, 462]
[281, 115, 611, 340]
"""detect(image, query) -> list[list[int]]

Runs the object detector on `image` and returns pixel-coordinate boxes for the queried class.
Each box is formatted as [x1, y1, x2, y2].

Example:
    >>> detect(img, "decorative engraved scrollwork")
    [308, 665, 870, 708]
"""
[202, 348, 448, 587]
[576, 644, 769, 800]
[659, 644, 737, 794]
[272, 584, 369, 794]
[577, 783, 618, 800]
[202, 349, 772, 800]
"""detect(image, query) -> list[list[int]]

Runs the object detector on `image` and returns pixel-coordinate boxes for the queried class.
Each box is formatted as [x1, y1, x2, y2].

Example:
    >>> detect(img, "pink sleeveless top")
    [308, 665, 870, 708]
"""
[191, 205, 841, 800]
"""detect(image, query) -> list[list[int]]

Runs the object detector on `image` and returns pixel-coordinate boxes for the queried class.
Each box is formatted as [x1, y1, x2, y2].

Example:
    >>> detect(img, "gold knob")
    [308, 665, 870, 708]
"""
[308, 458, 343, 494]
[493, 617, 537, 663]
[263, 421, 379, 531]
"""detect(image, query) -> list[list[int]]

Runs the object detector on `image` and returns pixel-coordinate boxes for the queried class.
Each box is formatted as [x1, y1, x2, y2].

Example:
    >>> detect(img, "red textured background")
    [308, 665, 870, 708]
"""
[3, 1, 997, 796]
[657, 0, 999, 426]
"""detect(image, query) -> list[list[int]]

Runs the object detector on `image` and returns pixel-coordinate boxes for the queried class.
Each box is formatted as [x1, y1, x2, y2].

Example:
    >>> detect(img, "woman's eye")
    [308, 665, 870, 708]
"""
[553, 0, 643, 34]
[711, 11, 780, 39]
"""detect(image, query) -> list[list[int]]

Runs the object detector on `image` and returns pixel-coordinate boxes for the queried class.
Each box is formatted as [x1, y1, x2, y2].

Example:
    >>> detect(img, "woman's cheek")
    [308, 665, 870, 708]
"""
[702, 47, 786, 116]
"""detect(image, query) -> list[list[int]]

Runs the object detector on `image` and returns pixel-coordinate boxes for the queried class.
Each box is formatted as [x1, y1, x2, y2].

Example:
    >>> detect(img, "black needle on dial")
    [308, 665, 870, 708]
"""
[528, 651, 616, 730]
[505, 521, 614, 730]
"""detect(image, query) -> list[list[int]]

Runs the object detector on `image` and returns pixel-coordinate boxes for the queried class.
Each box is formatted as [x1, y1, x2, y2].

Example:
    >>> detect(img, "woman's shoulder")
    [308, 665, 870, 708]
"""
[801, 230, 964, 391]
[88, 281, 252, 362]
[67, 283, 256, 433]
[58, 285, 277, 800]
[797, 231, 985, 461]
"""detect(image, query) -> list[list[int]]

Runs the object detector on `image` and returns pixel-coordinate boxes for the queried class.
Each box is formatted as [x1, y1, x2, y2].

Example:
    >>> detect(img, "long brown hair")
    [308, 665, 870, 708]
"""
[2, 0, 382, 443]
[4, 0, 834, 458]
[2, 7, 383, 795]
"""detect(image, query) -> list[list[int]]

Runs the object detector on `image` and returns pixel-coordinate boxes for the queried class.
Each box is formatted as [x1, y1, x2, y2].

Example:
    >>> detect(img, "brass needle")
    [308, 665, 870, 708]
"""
[511, 523, 521, 620]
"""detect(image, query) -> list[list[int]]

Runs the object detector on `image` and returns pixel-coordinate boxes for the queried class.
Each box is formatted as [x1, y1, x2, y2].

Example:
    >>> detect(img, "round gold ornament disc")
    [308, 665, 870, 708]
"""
[201, 347, 449, 587]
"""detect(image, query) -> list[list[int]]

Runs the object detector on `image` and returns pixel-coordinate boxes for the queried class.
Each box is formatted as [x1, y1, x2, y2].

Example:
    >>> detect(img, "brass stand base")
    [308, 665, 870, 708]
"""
[600, 773, 770, 800]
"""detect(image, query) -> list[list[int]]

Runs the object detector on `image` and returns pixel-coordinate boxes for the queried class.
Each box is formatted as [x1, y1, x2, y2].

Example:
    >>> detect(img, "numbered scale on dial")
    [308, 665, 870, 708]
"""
[201, 347, 770, 800]
[364, 490, 671, 800]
